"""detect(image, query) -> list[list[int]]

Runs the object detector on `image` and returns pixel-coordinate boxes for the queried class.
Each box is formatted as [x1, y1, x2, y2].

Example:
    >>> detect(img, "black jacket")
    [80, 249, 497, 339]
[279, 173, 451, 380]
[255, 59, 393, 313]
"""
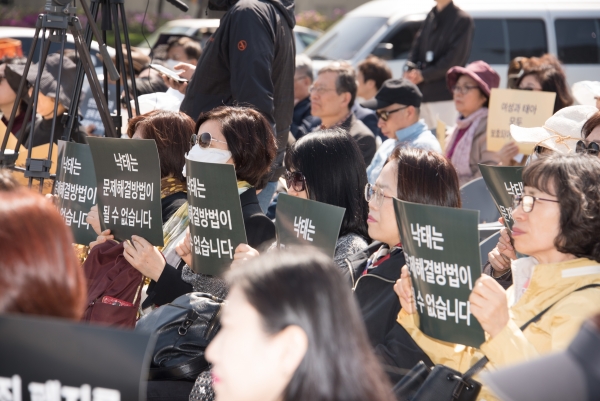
[408, 1, 474, 102]
[143, 187, 275, 307]
[349, 242, 433, 383]
[291, 97, 320, 139]
[179, 0, 295, 180]
[340, 113, 376, 166]
[24, 117, 87, 148]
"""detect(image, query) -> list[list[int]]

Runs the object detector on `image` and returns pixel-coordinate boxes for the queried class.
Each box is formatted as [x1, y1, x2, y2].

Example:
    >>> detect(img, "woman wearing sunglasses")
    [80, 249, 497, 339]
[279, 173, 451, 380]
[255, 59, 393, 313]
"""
[116, 106, 277, 314]
[445, 61, 500, 185]
[577, 110, 600, 157]
[233, 129, 371, 274]
[395, 153, 600, 401]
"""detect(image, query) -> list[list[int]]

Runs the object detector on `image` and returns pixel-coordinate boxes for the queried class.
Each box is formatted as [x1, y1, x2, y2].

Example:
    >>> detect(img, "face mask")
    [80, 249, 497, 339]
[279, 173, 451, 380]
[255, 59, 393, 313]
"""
[165, 59, 179, 69]
[182, 144, 232, 177]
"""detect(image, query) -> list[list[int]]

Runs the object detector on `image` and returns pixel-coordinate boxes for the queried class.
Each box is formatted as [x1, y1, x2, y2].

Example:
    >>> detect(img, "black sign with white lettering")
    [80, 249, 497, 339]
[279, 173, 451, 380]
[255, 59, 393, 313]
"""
[87, 137, 163, 246]
[0, 314, 155, 401]
[54, 141, 98, 245]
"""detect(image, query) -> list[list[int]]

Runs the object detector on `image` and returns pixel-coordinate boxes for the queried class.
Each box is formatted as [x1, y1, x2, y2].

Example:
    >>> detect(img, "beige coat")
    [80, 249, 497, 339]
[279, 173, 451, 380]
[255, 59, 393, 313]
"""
[446, 116, 500, 186]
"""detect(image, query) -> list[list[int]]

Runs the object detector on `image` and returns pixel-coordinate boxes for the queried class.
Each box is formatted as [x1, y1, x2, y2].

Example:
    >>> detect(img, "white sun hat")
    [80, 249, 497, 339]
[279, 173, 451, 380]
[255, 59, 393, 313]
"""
[133, 92, 182, 116]
[572, 81, 600, 107]
[509, 105, 598, 153]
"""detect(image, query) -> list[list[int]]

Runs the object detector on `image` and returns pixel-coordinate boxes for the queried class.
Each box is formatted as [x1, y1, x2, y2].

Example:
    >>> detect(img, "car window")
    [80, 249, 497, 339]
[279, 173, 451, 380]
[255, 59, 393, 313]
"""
[555, 19, 600, 64]
[381, 21, 422, 60]
[305, 16, 387, 60]
[297, 32, 319, 49]
[507, 19, 547, 60]
[469, 19, 547, 65]
[469, 19, 506, 64]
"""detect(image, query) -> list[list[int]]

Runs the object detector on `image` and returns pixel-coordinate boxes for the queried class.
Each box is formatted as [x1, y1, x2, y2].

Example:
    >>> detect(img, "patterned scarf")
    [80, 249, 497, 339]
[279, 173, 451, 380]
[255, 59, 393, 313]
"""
[446, 107, 488, 179]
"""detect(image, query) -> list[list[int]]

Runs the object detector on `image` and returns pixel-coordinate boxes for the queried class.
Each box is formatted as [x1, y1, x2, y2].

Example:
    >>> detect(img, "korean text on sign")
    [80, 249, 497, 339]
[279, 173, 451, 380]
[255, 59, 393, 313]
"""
[415, 290, 472, 326]
[406, 255, 473, 290]
[55, 182, 97, 204]
[0, 375, 121, 401]
[102, 179, 153, 201]
[60, 209, 90, 229]
[410, 223, 444, 250]
[189, 205, 232, 230]
[192, 236, 234, 260]
[102, 205, 152, 229]
[114, 153, 138, 172]
[293, 216, 315, 241]
[62, 156, 81, 176]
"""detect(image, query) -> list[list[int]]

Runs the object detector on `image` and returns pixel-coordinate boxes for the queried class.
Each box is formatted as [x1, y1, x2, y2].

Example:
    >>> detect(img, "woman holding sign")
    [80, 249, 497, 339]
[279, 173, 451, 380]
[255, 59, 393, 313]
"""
[445, 61, 501, 185]
[136, 106, 277, 308]
[395, 153, 600, 400]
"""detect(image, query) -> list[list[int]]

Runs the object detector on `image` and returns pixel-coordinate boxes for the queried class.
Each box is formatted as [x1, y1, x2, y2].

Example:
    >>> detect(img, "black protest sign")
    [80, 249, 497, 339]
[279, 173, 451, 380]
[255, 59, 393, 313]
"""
[394, 199, 485, 348]
[0, 314, 155, 401]
[54, 141, 98, 245]
[275, 194, 345, 258]
[186, 160, 247, 276]
[87, 137, 163, 246]
[479, 164, 523, 229]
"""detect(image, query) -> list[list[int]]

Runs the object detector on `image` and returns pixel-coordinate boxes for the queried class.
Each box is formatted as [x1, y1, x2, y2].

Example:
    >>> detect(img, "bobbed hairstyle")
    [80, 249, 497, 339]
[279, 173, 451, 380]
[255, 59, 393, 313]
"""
[582, 111, 600, 139]
[387, 146, 461, 208]
[284, 129, 370, 239]
[523, 153, 600, 262]
[127, 110, 194, 182]
[196, 106, 277, 188]
[0, 189, 86, 318]
[226, 249, 395, 401]
[517, 56, 574, 114]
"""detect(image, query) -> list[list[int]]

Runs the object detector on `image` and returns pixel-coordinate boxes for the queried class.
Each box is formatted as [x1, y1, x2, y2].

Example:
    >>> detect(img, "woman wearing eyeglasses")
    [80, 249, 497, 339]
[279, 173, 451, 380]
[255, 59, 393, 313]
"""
[395, 153, 600, 401]
[445, 61, 500, 185]
[116, 106, 277, 312]
[352, 146, 461, 357]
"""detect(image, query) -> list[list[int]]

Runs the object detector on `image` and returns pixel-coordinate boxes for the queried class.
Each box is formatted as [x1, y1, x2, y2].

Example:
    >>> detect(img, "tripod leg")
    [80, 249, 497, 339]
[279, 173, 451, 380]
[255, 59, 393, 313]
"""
[24, 26, 54, 190]
[0, 15, 43, 158]
[111, 2, 126, 134]
[70, 19, 119, 138]
[63, 0, 102, 142]
[117, 0, 140, 115]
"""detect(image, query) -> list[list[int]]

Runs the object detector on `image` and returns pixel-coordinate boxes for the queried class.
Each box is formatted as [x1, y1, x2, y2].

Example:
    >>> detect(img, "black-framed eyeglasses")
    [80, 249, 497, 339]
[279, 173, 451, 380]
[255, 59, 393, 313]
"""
[365, 183, 393, 207]
[190, 132, 228, 149]
[576, 140, 600, 157]
[376, 106, 408, 121]
[285, 170, 307, 192]
[512, 195, 559, 213]
[451, 85, 479, 95]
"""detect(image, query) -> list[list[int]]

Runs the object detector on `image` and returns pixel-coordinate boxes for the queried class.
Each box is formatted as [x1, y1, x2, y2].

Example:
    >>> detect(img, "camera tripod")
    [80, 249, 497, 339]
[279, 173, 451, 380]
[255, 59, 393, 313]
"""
[64, 0, 141, 140]
[0, 0, 130, 191]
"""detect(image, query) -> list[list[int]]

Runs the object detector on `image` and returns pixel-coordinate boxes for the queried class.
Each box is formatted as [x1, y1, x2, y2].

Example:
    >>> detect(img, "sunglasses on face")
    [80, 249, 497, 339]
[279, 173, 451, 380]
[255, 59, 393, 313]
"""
[190, 132, 228, 149]
[512, 195, 559, 213]
[376, 106, 408, 121]
[576, 140, 600, 157]
[285, 170, 306, 192]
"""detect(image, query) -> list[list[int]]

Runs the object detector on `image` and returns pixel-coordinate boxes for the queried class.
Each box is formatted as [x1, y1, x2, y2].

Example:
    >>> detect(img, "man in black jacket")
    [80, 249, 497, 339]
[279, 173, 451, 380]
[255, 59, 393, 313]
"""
[404, 0, 473, 128]
[167, 0, 295, 211]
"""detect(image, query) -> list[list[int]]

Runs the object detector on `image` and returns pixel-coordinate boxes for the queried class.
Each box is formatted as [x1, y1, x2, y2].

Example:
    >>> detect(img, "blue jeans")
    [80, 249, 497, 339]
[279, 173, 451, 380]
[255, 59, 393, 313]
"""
[257, 181, 277, 213]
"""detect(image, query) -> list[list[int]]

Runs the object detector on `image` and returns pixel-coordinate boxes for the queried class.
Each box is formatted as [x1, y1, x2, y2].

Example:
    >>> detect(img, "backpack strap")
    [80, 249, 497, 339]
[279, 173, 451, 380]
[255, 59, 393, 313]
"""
[464, 283, 600, 379]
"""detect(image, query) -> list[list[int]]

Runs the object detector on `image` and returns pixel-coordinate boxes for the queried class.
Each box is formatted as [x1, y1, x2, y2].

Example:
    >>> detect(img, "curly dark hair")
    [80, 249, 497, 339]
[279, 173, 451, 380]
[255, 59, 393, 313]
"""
[523, 153, 600, 262]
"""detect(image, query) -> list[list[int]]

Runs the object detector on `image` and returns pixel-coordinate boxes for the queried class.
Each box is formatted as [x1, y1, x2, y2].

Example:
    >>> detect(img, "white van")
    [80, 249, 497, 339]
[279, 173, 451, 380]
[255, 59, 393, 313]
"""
[305, 0, 600, 88]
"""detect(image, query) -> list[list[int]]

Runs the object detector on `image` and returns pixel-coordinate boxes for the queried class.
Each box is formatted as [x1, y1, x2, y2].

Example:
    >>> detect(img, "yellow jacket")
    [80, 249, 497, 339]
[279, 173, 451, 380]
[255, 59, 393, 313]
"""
[397, 257, 600, 401]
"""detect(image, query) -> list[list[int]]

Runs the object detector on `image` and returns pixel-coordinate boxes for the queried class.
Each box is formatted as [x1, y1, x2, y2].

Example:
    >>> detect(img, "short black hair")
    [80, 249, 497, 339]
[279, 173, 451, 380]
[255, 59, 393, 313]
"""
[358, 56, 392, 90]
[285, 129, 370, 239]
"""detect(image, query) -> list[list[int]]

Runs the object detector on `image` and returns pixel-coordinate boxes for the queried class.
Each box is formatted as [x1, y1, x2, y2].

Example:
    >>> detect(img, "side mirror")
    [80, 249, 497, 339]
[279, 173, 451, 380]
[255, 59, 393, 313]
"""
[371, 43, 394, 60]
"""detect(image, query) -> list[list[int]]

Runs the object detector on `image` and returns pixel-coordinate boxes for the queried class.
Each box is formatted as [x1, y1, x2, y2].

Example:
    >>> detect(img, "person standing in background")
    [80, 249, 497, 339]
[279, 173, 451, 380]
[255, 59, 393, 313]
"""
[404, 0, 474, 128]
[163, 0, 296, 213]
[355, 56, 392, 142]
[291, 54, 320, 139]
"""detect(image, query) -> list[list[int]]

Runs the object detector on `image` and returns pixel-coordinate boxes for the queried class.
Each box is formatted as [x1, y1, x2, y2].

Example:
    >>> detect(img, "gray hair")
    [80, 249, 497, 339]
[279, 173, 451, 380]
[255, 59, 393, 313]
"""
[295, 54, 313, 82]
